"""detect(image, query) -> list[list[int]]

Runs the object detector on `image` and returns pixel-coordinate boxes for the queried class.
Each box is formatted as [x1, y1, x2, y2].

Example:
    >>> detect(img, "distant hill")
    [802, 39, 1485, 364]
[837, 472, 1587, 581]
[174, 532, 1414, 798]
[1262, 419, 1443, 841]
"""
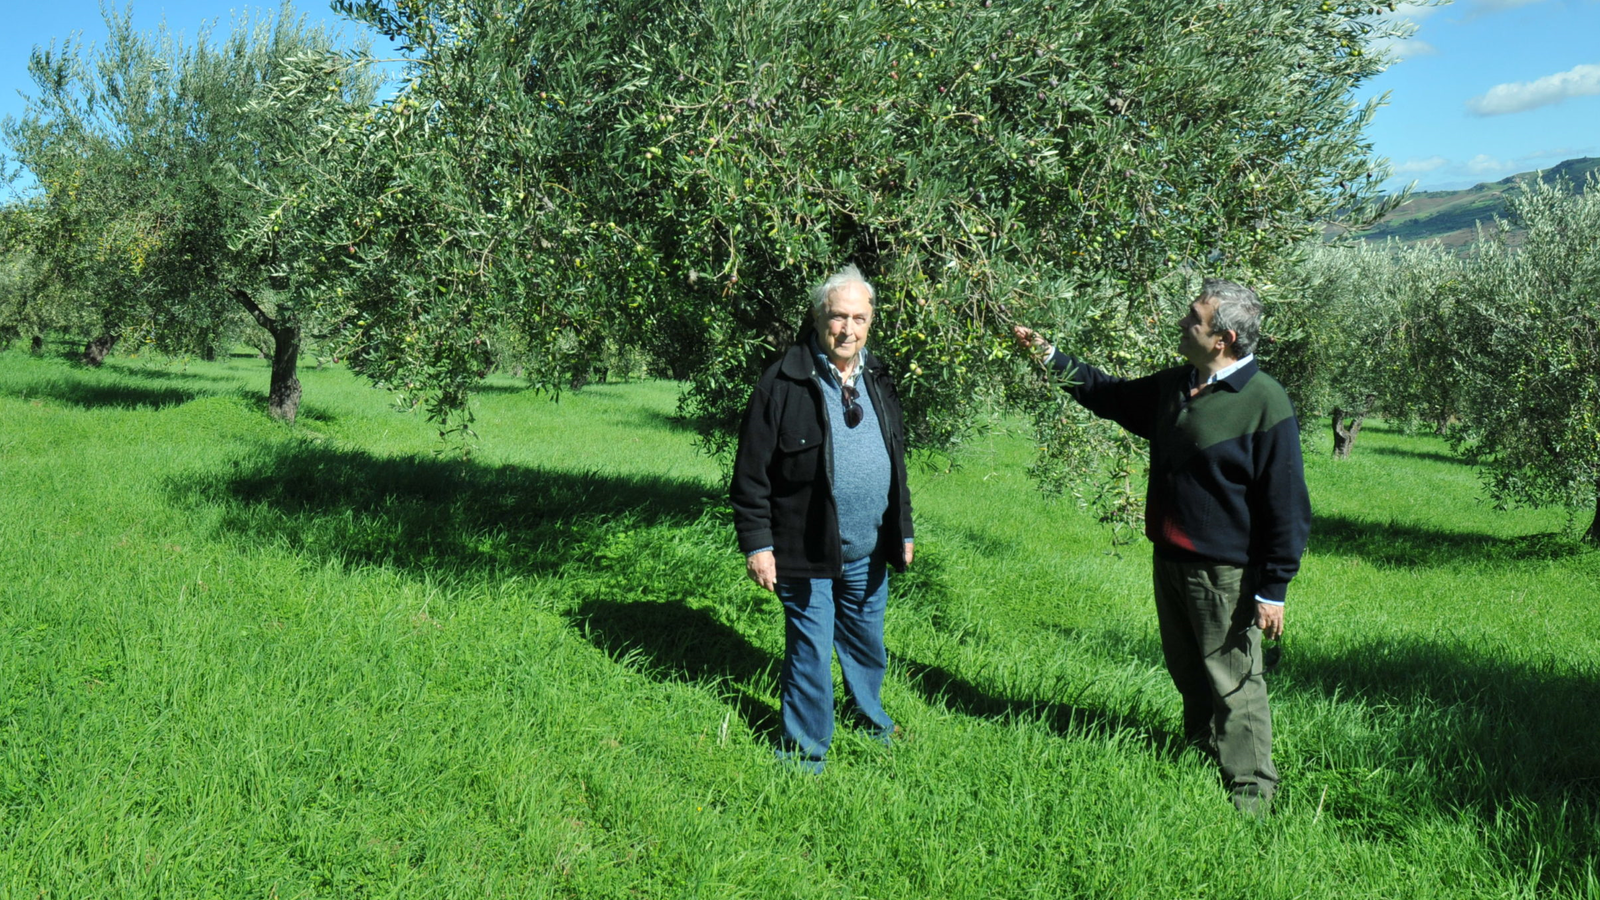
[1346, 157, 1599, 249]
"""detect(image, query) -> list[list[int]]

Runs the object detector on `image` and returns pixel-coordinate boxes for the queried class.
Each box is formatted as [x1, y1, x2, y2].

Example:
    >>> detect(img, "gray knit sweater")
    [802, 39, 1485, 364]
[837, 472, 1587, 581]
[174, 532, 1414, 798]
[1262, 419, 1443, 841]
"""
[812, 340, 892, 563]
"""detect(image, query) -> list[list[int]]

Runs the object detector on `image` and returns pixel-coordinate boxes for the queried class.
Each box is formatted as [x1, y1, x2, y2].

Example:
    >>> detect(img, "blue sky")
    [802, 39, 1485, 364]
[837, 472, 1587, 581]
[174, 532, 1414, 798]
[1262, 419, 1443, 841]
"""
[0, 2, 400, 168]
[1362, 0, 1600, 191]
[2, 0, 1595, 195]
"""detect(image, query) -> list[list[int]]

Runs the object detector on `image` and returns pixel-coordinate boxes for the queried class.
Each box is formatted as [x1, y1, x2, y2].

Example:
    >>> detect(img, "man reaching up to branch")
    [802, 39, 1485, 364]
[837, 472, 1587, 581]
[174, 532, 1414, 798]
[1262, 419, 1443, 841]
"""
[1014, 278, 1310, 813]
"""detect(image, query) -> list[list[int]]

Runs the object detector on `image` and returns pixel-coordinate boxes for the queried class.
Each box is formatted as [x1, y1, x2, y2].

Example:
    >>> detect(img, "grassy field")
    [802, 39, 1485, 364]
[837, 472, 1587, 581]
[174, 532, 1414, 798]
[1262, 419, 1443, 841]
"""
[2, 346, 1598, 898]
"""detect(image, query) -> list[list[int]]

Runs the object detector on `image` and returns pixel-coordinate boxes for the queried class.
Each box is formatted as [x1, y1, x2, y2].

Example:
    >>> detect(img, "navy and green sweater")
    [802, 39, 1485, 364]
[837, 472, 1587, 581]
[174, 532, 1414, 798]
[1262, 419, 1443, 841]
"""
[1051, 353, 1311, 603]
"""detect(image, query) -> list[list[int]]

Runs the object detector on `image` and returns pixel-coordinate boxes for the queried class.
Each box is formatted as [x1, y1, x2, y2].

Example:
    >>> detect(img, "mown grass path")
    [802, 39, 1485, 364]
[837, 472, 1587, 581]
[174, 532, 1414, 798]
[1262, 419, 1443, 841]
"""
[2, 349, 1597, 897]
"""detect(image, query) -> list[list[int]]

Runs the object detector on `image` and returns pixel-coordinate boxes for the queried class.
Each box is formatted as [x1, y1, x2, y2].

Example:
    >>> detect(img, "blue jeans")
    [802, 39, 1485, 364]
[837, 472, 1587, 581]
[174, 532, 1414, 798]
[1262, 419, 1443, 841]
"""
[775, 556, 894, 772]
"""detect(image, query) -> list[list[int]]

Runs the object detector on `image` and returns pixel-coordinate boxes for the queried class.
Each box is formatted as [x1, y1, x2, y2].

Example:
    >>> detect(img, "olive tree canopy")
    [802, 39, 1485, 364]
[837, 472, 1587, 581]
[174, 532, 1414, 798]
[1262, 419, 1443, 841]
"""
[278, 0, 1405, 489]
[1451, 178, 1600, 543]
[2, 5, 377, 420]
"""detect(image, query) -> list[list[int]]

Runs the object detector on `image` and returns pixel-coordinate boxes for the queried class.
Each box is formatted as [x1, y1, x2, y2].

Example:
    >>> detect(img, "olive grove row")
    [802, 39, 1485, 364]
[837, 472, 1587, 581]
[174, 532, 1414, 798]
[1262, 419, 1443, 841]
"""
[1, 0, 1594, 540]
[1273, 185, 1600, 542]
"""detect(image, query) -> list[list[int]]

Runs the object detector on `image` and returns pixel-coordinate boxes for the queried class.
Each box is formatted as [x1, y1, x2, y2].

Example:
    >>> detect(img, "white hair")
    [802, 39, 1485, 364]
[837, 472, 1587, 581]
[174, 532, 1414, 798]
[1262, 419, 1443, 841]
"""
[810, 264, 876, 319]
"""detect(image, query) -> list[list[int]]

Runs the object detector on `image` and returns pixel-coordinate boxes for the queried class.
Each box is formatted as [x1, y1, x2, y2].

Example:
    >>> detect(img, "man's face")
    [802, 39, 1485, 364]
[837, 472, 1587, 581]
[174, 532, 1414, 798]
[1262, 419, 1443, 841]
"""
[816, 281, 874, 370]
[1177, 295, 1229, 367]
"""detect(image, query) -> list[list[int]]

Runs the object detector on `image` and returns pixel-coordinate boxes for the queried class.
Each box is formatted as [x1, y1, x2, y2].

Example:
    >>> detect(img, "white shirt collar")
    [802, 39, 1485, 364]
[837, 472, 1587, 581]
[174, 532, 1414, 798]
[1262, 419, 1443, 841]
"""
[1206, 354, 1254, 385]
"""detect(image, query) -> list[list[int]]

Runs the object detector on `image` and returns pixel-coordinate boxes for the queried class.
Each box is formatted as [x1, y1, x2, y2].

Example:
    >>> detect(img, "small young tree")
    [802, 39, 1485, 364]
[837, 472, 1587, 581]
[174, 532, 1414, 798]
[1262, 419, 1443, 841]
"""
[1451, 178, 1600, 542]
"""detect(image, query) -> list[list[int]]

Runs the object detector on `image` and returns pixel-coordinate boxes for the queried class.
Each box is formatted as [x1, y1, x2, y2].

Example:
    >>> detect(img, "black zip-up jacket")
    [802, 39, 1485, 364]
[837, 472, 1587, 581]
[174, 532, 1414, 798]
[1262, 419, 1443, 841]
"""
[1052, 353, 1311, 603]
[731, 330, 914, 580]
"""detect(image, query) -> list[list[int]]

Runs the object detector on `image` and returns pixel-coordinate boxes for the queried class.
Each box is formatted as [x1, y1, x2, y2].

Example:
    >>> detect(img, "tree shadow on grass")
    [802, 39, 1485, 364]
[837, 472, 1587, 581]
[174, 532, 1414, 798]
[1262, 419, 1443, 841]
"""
[1275, 636, 1600, 847]
[569, 598, 781, 745]
[896, 653, 1183, 756]
[892, 554, 1184, 753]
[176, 442, 715, 576]
[1361, 443, 1470, 467]
[471, 381, 539, 394]
[902, 548, 1597, 849]
[1310, 513, 1587, 567]
[612, 406, 697, 435]
[0, 359, 255, 411]
[8, 379, 204, 410]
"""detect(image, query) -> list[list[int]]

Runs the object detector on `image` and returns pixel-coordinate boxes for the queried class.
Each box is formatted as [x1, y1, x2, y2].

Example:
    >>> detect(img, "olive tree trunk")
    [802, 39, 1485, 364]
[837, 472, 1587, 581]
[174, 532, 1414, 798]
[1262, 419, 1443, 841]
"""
[1331, 409, 1364, 459]
[231, 288, 301, 423]
[1587, 479, 1600, 545]
[1331, 393, 1377, 459]
[82, 332, 120, 367]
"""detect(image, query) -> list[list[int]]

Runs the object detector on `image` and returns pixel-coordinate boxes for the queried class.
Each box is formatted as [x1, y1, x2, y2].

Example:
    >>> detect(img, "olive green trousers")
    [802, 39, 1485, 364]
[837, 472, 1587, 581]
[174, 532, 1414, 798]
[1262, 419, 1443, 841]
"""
[1152, 553, 1279, 807]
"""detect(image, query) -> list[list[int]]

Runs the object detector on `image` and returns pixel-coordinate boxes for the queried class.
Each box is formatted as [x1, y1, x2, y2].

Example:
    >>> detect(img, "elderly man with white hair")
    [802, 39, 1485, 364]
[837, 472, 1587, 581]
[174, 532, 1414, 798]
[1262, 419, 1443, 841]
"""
[731, 263, 915, 773]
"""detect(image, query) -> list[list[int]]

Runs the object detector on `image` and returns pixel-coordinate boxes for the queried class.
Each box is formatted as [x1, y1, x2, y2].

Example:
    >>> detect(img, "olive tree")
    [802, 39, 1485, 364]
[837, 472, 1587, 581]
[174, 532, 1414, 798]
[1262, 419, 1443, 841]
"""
[1451, 178, 1600, 543]
[1272, 239, 1462, 457]
[294, 0, 1403, 505]
[240, 2, 611, 432]
[0, 205, 46, 351]
[2, 6, 377, 419]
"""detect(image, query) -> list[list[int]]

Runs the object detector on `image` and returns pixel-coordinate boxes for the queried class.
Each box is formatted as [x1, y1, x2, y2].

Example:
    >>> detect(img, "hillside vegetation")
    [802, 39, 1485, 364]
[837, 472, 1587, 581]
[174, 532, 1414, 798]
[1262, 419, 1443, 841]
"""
[1351, 157, 1600, 249]
[2, 348, 1598, 897]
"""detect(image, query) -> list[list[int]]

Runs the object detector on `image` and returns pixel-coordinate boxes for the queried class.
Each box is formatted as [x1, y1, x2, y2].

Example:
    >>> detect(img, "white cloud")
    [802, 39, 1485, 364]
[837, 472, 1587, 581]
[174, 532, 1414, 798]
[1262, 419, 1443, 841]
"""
[1461, 0, 1548, 20]
[1390, 2, 1446, 22]
[1383, 146, 1600, 193]
[1394, 156, 1451, 174]
[1397, 38, 1438, 57]
[1516, 146, 1597, 164]
[1467, 64, 1600, 115]
[1370, 36, 1438, 61]
[1466, 154, 1513, 175]
[1369, 4, 1440, 66]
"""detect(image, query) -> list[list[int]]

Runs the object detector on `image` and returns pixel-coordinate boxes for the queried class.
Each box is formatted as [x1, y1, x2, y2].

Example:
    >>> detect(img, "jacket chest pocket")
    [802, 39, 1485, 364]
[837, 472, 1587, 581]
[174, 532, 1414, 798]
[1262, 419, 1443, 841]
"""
[776, 428, 824, 483]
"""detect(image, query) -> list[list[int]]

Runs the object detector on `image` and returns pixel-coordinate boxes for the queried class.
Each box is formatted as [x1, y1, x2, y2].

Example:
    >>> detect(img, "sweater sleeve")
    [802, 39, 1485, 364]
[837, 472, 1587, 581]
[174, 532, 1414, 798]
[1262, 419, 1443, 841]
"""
[1049, 352, 1163, 440]
[1249, 415, 1312, 603]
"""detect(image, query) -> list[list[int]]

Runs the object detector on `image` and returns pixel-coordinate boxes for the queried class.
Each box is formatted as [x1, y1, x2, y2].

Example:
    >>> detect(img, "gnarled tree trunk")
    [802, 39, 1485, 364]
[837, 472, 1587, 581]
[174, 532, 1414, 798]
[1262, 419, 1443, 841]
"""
[1331, 409, 1363, 459]
[1331, 393, 1377, 459]
[231, 288, 301, 423]
[1587, 479, 1599, 545]
[82, 332, 120, 367]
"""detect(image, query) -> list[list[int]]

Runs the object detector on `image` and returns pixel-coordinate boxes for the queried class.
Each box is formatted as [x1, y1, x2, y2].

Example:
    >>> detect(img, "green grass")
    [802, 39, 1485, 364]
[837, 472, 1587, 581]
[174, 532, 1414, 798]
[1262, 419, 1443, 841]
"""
[2, 347, 1598, 898]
